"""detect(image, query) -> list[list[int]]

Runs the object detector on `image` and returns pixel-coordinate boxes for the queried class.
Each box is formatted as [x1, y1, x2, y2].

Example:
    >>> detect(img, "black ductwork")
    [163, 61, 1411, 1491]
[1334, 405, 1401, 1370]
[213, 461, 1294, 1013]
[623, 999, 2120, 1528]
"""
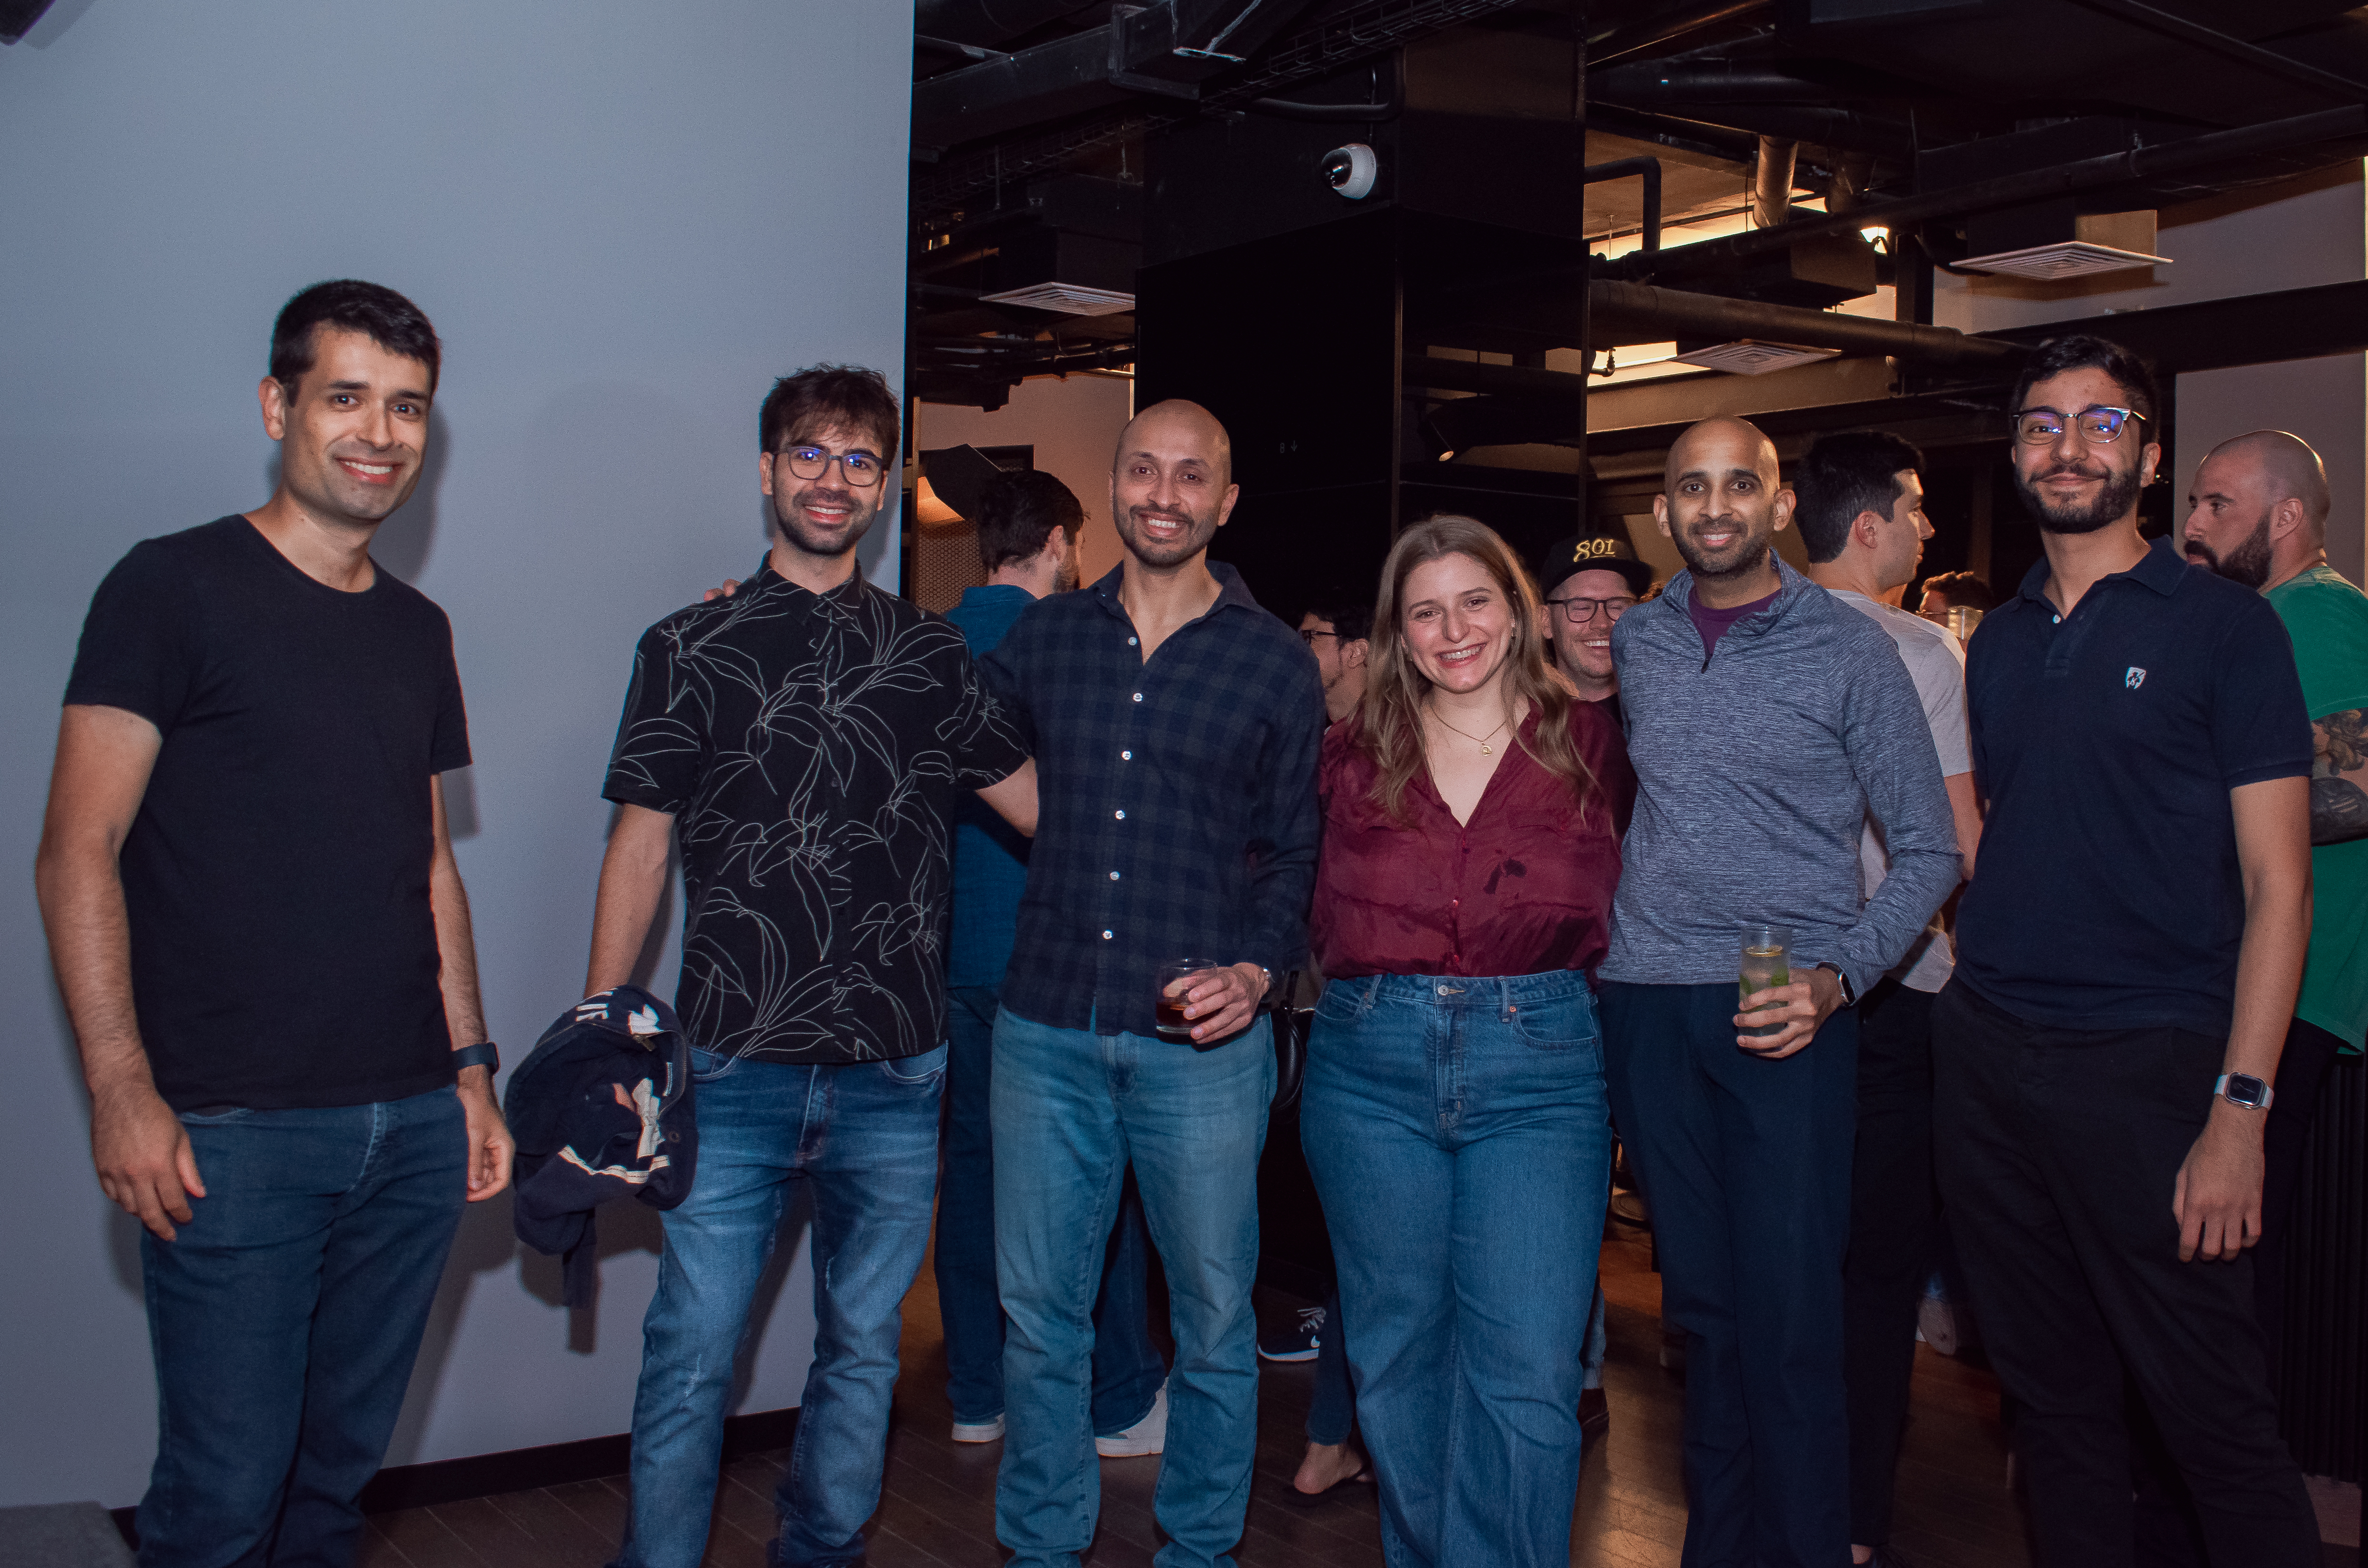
[915, 0, 1093, 49]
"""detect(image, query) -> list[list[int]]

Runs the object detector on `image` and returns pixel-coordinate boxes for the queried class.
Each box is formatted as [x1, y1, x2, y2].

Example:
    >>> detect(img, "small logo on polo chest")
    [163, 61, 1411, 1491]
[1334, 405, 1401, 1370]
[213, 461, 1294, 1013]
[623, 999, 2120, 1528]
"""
[2125, 667, 2147, 689]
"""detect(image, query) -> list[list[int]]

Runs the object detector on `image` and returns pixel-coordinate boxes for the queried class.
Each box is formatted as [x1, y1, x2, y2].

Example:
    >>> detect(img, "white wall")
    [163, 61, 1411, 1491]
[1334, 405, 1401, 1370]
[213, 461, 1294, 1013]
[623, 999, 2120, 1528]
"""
[1937, 161, 2368, 581]
[0, 0, 911, 1508]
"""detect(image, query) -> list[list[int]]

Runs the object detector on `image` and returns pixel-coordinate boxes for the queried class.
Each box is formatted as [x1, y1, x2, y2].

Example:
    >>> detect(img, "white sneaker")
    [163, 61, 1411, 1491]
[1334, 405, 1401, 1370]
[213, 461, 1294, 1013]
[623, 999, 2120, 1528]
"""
[950, 1413, 1005, 1443]
[1095, 1379, 1168, 1458]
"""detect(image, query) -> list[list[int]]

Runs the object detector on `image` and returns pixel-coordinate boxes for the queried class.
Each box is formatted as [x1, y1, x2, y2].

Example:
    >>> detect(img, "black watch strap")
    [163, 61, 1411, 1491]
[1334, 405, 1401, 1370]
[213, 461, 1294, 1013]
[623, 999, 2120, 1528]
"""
[451, 1040, 500, 1075]
[1816, 963, 1857, 1007]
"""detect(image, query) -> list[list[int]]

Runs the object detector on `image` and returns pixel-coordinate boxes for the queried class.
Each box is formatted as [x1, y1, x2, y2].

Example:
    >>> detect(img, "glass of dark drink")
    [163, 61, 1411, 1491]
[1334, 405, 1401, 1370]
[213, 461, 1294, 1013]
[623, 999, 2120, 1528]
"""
[1156, 958, 1223, 1043]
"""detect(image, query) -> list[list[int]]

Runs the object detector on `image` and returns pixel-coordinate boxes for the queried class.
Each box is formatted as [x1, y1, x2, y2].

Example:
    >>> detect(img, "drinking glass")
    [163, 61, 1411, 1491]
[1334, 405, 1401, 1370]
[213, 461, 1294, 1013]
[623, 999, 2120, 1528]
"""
[1738, 924, 1794, 1041]
[1156, 958, 1223, 1043]
[1946, 605, 1983, 642]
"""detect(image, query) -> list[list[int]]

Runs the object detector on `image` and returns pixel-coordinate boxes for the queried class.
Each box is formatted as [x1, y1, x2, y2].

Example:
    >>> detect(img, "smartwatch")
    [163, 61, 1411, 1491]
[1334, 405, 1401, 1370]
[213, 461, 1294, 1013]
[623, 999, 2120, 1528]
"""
[2214, 1072, 2273, 1110]
[1814, 962, 1857, 1007]
[451, 1040, 501, 1076]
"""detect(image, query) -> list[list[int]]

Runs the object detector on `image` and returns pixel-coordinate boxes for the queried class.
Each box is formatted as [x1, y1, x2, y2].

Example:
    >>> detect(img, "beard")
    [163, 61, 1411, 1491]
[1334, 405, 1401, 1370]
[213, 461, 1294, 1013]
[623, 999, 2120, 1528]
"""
[769, 483, 878, 559]
[1669, 512, 1771, 582]
[2186, 510, 2274, 589]
[1115, 499, 1220, 567]
[2014, 459, 2144, 536]
[1053, 556, 1080, 593]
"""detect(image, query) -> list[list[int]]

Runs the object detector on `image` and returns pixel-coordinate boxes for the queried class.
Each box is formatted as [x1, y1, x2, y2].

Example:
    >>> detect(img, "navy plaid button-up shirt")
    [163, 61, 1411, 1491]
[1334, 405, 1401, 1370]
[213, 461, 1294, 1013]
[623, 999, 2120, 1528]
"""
[981, 561, 1326, 1037]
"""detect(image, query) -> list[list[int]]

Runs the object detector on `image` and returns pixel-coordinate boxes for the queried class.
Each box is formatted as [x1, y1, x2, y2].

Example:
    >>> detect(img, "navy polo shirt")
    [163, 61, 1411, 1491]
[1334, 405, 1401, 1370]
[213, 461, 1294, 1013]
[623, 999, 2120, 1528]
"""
[1955, 536, 2310, 1036]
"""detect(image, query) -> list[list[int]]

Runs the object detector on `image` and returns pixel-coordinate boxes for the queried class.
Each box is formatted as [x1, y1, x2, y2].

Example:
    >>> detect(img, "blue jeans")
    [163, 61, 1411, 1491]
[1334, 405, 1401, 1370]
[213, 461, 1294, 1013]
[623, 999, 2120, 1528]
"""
[1300, 972, 1612, 1568]
[135, 1086, 467, 1568]
[937, 986, 1165, 1434]
[1306, 1287, 1354, 1448]
[991, 1007, 1272, 1568]
[1600, 981, 1858, 1568]
[1583, 1281, 1609, 1395]
[612, 1047, 945, 1568]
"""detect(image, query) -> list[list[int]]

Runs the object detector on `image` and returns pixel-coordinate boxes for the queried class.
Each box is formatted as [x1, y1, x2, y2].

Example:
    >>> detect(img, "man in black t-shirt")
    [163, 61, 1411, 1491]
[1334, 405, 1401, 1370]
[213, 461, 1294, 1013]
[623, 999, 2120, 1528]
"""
[587, 364, 1034, 1568]
[37, 280, 512, 1568]
[1935, 335, 2319, 1565]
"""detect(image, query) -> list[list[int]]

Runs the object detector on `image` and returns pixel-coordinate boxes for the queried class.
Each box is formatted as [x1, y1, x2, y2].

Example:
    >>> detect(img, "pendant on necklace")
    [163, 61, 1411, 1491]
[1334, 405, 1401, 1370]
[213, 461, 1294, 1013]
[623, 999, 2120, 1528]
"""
[1480, 742, 1492, 756]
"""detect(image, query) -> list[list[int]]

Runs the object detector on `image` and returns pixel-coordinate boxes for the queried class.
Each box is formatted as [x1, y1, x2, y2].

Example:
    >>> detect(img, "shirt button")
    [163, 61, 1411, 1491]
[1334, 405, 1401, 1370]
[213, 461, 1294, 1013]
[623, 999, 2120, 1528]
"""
[1128, 637, 1139, 646]
[1102, 930, 1113, 940]
[1115, 809, 1126, 820]
[1121, 750, 1132, 760]
[1109, 871, 1120, 880]
[1132, 692, 1143, 702]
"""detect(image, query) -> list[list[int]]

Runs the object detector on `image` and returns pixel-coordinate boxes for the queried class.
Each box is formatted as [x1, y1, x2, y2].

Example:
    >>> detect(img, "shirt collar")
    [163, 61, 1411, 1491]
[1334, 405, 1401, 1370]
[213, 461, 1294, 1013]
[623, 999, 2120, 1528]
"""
[2015, 534, 2189, 606]
[750, 556, 868, 607]
[1088, 559, 1263, 619]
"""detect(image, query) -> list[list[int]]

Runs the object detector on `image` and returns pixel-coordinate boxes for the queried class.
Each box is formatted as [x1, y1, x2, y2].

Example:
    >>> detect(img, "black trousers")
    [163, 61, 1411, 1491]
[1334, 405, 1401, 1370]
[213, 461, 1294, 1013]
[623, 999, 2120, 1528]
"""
[1929, 979, 2319, 1568]
[2130, 1012, 2347, 1565]
[1841, 979, 1938, 1548]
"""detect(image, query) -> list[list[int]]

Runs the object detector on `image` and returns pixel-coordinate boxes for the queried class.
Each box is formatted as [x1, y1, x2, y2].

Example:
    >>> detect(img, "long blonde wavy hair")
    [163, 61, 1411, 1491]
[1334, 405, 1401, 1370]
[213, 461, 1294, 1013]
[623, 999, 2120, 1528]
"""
[1354, 514, 1600, 821]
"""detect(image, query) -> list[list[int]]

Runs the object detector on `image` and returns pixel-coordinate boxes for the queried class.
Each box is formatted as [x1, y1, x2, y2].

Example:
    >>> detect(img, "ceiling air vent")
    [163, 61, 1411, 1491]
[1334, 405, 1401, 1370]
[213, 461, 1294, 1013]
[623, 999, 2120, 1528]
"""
[1669, 340, 1840, 376]
[1953, 241, 2169, 280]
[978, 282, 1136, 316]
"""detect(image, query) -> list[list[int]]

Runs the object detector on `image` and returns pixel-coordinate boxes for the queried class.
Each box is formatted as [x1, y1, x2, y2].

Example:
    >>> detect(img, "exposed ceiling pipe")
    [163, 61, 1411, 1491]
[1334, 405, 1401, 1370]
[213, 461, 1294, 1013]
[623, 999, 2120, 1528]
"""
[1588, 0, 1770, 70]
[1750, 137, 1796, 230]
[1586, 157, 1664, 254]
[1827, 151, 1875, 214]
[1620, 103, 2368, 280]
[1589, 63, 1854, 104]
[1587, 280, 2024, 369]
[2060, 0, 2368, 106]
[915, 0, 1098, 49]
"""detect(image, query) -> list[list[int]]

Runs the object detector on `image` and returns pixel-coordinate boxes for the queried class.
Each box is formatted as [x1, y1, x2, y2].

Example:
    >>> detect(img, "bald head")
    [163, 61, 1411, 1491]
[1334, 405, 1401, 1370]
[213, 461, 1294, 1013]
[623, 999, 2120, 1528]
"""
[1116, 399, 1232, 485]
[2205, 430, 2330, 536]
[1665, 416, 1781, 493]
[1655, 416, 1794, 596]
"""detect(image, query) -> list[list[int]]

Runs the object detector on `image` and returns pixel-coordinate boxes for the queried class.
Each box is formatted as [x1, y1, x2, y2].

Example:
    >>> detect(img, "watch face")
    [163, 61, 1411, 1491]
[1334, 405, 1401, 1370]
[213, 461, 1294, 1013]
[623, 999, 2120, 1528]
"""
[2223, 1073, 2269, 1107]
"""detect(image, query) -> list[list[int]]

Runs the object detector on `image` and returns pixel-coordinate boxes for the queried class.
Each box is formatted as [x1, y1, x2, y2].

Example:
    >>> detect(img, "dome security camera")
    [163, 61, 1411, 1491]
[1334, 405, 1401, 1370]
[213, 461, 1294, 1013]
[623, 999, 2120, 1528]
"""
[1320, 143, 1378, 200]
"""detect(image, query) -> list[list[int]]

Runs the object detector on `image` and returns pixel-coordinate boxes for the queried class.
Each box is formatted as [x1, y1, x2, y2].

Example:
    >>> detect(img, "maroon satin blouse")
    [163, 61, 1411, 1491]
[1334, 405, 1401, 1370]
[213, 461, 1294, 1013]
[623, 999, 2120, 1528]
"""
[1310, 705, 1635, 979]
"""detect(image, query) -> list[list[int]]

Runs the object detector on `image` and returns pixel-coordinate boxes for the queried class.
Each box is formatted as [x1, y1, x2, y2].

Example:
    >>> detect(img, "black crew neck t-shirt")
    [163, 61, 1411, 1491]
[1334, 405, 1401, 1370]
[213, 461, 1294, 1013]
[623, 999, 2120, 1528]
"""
[64, 517, 472, 1110]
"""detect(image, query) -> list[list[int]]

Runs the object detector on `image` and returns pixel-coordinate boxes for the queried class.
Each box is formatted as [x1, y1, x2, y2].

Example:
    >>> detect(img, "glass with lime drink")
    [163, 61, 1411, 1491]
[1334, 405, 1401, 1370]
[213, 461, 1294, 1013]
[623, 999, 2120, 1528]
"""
[1738, 923, 1793, 1041]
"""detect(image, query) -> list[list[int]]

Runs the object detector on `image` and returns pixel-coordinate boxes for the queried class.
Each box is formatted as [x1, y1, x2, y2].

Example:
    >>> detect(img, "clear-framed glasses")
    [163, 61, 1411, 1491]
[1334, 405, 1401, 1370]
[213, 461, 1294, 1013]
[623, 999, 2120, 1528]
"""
[780, 445, 886, 488]
[1298, 628, 1340, 648]
[2010, 406, 2146, 446]
[1546, 594, 1637, 626]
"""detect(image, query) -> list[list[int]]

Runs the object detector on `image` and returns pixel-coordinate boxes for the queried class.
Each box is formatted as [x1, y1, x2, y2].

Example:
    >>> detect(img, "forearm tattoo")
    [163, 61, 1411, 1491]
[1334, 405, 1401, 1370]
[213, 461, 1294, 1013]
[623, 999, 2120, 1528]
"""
[2311, 709, 2368, 846]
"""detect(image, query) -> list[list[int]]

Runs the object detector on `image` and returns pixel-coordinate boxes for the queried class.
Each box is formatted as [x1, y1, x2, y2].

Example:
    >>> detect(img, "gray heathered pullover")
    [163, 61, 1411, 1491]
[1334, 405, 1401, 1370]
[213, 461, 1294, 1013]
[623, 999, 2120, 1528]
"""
[1601, 556, 1959, 997]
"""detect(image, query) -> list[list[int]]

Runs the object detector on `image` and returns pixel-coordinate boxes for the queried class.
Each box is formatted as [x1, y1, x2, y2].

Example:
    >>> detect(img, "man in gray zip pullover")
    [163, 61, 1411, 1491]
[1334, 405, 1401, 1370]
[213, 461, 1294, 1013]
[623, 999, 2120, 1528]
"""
[1600, 417, 1958, 1568]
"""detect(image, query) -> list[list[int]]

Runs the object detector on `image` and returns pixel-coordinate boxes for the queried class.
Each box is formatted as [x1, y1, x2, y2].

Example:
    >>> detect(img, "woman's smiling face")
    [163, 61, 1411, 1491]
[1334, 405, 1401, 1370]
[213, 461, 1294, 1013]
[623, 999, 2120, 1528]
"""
[1401, 551, 1512, 696]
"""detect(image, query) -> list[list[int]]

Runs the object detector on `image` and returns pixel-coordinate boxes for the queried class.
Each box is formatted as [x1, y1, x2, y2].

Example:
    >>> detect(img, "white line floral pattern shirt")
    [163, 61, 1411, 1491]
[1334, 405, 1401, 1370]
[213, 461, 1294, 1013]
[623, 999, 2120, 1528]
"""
[603, 562, 1028, 1063]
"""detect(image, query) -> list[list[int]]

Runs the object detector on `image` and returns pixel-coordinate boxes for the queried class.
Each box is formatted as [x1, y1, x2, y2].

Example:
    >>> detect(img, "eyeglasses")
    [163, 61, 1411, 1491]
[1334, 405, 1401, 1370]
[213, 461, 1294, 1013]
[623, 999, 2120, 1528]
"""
[2009, 406, 2146, 446]
[779, 446, 885, 488]
[1545, 594, 1637, 625]
[1298, 629, 1339, 647]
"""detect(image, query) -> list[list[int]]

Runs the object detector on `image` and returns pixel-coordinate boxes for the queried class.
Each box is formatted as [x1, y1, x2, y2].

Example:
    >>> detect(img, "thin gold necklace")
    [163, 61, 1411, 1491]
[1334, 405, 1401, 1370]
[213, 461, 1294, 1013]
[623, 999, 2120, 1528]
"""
[1427, 702, 1509, 756]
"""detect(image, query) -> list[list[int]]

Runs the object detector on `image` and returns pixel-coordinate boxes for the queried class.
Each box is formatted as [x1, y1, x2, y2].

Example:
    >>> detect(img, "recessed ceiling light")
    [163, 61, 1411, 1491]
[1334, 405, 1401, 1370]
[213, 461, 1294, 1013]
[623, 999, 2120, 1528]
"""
[1953, 241, 2170, 280]
[978, 282, 1136, 316]
[1668, 340, 1840, 376]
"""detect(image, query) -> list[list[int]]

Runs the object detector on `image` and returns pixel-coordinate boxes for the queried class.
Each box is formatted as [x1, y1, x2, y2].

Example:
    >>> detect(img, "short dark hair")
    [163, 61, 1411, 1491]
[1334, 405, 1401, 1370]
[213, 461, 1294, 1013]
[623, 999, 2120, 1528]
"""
[2010, 333, 2160, 427]
[759, 364, 899, 459]
[1921, 570, 1997, 613]
[1307, 591, 1374, 645]
[975, 469, 1083, 572]
[1794, 430, 1925, 562]
[270, 280, 441, 395]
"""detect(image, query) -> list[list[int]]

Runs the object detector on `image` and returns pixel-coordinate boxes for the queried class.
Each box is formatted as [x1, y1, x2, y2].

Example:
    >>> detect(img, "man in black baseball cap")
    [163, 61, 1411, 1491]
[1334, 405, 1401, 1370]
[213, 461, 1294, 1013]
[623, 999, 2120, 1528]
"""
[1538, 529, 1655, 726]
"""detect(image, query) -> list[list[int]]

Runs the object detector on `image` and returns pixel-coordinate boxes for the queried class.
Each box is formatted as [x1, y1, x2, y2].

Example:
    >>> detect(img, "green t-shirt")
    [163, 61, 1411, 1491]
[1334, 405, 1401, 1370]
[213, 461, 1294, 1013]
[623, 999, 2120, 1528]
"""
[2265, 563, 2368, 1053]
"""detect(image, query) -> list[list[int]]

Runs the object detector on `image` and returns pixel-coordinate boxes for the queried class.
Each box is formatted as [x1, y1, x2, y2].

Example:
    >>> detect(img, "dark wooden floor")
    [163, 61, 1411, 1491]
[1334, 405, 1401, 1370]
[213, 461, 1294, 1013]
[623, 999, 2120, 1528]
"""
[348, 1214, 2058, 1567]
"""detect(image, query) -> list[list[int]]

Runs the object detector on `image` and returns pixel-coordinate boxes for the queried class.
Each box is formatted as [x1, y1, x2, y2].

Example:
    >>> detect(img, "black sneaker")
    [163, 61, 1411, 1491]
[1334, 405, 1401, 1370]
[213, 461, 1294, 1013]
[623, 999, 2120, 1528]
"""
[1258, 1304, 1327, 1363]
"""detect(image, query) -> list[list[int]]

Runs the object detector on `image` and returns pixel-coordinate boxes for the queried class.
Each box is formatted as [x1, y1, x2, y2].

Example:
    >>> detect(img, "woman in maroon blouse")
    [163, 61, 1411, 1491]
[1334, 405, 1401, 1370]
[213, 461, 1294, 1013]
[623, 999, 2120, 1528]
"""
[1300, 515, 1635, 1568]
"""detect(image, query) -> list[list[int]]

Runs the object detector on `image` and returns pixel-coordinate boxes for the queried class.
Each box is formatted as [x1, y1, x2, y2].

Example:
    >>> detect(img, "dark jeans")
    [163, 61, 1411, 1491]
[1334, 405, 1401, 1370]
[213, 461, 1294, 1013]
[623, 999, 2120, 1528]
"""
[1600, 980, 1856, 1568]
[935, 986, 1164, 1435]
[135, 1086, 468, 1568]
[1306, 1287, 1354, 1448]
[1842, 979, 1939, 1548]
[2129, 1012, 2347, 1566]
[1929, 979, 2319, 1568]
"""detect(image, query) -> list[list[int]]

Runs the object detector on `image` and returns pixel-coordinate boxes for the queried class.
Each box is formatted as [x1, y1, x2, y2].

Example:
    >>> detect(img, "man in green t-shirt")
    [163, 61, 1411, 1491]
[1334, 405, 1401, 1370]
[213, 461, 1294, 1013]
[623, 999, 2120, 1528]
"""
[2182, 429, 2368, 1383]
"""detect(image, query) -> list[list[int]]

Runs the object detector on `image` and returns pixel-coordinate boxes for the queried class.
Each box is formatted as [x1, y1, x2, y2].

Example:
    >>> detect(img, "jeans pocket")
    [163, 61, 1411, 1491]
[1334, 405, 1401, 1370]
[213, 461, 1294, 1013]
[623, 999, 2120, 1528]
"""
[880, 1043, 949, 1086]
[688, 1047, 740, 1084]
[1511, 992, 1600, 1052]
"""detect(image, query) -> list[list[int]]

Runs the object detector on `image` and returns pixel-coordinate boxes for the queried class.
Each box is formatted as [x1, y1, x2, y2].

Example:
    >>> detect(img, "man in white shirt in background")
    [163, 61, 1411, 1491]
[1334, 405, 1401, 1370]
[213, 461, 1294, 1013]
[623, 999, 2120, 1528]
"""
[1794, 429, 1983, 1568]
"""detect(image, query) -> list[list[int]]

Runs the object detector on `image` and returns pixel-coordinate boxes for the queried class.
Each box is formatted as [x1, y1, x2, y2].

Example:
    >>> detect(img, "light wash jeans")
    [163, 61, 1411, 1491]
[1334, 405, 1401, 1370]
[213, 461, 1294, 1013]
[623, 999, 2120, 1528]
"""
[990, 1007, 1273, 1568]
[1301, 972, 1613, 1568]
[610, 1045, 945, 1568]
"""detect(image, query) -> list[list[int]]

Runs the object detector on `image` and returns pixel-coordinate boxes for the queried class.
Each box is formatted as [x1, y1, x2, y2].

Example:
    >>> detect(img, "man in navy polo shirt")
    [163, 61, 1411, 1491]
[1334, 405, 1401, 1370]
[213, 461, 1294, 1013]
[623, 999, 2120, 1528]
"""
[1935, 335, 2320, 1565]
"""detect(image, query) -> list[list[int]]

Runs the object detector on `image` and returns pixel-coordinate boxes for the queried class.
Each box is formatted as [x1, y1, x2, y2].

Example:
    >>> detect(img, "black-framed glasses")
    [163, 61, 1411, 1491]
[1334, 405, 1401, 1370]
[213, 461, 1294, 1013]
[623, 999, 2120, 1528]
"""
[1545, 594, 1637, 625]
[779, 445, 885, 488]
[1298, 629, 1340, 647]
[2009, 406, 2146, 446]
